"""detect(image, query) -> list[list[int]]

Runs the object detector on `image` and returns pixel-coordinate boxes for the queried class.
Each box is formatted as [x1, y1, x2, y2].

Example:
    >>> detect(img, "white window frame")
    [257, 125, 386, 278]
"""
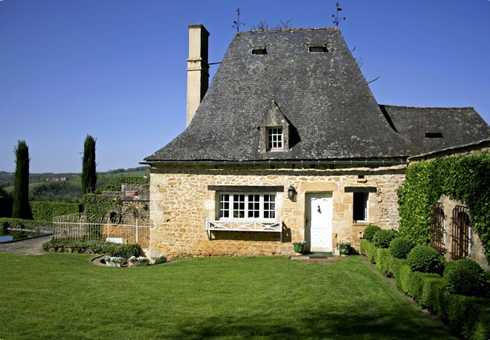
[353, 192, 369, 223]
[267, 127, 284, 151]
[217, 192, 277, 222]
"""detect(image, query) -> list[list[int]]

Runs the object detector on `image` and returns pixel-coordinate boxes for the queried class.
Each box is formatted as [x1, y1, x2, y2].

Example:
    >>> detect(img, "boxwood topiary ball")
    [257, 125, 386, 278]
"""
[389, 237, 415, 259]
[372, 229, 398, 248]
[407, 245, 444, 274]
[444, 259, 487, 296]
[362, 224, 381, 242]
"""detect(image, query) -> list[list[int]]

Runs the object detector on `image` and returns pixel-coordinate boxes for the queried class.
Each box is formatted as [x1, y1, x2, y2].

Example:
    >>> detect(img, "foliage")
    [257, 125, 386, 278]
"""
[82, 193, 120, 222]
[389, 237, 415, 259]
[361, 224, 381, 242]
[398, 153, 490, 260]
[0, 187, 12, 217]
[98, 175, 148, 192]
[444, 259, 488, 297]
[338, 241, 355, 255]
[43, 239, 143, 259]
[12, 141, 32, 219]
[360, 240, 377, 264]
[82, 135, 97, 194]
[31, 201, 80, 221]
[407, 245, 444, 274]
[375, 248, 393, 276]
[372, 229, 397, 248]
[31, 181, 81, 202]
[293, 241, 306, 254]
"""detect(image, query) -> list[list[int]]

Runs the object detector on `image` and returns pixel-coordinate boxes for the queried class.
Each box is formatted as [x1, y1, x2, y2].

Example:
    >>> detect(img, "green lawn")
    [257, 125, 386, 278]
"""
[0, 255, 453, 339]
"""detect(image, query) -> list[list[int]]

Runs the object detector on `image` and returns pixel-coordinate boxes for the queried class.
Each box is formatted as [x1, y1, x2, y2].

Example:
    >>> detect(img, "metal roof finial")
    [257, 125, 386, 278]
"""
[331, 1, 346, 30]
[232, 8, 245, 33]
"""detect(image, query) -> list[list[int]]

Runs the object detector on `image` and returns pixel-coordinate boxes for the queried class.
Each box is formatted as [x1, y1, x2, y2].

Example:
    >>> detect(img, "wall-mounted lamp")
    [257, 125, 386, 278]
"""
[288, 185, 297, 201]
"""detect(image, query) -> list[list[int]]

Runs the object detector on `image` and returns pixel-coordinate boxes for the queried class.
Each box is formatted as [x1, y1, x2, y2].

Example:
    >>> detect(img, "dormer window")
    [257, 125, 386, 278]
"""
[267, 127, 283, 151]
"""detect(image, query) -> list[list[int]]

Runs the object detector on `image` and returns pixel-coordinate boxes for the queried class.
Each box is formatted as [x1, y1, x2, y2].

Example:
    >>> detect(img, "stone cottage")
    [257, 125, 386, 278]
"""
[143, 25, 489, 257]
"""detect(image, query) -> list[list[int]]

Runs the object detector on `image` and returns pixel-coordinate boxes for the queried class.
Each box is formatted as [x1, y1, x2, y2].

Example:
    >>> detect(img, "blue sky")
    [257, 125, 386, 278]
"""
[1, 0, 489, 173]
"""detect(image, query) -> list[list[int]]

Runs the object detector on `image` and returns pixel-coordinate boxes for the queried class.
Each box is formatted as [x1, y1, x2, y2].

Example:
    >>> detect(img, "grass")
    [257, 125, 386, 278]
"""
[0, 255, 453, 339]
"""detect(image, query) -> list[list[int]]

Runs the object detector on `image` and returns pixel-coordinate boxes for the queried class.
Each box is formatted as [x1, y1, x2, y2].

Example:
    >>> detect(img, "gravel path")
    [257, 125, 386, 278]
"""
[0, 236, 51, 256]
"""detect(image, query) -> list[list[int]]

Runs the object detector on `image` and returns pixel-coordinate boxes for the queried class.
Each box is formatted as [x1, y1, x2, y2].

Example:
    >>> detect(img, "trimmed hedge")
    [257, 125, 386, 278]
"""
[31, 201, 80, 221]
[375, 248, 393, 276]
[360, 240, 377, 264]
[398, 153, 490, 261]
[407, 245, 444, 274]
[362, 224, 381, 242]
[0, 217, 50, 230]
[43, 239, 143, 258]
[361, 240, 490, 339]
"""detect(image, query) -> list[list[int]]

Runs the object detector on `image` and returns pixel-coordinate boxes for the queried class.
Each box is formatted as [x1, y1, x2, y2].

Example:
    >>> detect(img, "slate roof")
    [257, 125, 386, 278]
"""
[145, 28, 489, 164]
[380, 105, 489, 155]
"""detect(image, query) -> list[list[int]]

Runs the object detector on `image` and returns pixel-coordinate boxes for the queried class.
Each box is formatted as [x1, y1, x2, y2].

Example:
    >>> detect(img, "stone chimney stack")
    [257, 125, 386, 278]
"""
[186, 24, 209, 126]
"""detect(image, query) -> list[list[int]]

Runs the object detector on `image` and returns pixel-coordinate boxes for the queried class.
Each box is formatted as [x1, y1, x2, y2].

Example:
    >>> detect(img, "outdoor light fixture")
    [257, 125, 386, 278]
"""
[288, 185, 297, 201]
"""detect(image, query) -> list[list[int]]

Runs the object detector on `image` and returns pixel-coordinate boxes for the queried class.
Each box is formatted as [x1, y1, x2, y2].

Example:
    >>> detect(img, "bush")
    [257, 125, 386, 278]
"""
[441, 293, 487, 338]
[389, 237, 415, 259]
[376, 248, 393, 276]
[43, 239, 143, 259]
[338, 241, 355, 255]
[388, 258, 406, 279]
[419, 274, 446, 312]
[444, 259, 487, 296]
[407, 245, 444, 274]
[362, 224, 381, 242]
[372, 229, 397, 248]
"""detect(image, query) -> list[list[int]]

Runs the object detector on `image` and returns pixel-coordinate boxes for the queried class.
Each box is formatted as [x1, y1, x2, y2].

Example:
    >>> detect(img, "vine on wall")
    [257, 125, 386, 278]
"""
[398, 152, 490, 260]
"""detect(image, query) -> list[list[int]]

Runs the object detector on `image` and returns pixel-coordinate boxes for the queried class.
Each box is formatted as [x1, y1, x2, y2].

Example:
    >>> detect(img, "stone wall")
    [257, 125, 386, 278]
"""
[149, 165, 406, 258]
[437, 195, 489, 270]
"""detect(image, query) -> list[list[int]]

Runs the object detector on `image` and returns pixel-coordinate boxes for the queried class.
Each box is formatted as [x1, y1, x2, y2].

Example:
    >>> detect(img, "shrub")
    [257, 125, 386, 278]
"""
[444, 259, 487, 296]
[441, 293, 486, 338]
[362, 224, 381, 241]
[338, 241, 355, 255]
[376, 248, 393, 276]
[372, 229, 397, 248]
[388, 258, 406, 279]
[110, 244, 143, 259]
[407, 245, 444, 274]
[389, 237, 415, 259]
[419, 274, 446, 312]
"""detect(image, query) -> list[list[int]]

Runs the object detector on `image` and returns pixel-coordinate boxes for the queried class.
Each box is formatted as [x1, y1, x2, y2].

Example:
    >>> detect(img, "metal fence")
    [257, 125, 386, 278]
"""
[52, 214, 151, 248]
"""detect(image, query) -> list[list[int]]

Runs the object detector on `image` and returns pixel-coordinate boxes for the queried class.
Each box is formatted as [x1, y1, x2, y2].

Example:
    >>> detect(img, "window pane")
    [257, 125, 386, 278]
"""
[233, 194, 245, 218]
[353, 192, 368, 221]
[219, 194, 229, 218]
[248, 194, 260, 218]
[263, 194, 276, 219]
[267, 127, 283, 151]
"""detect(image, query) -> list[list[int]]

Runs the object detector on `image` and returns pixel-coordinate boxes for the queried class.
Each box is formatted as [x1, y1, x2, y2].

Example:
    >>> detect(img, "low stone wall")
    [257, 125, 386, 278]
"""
[149, 165, 405, 257]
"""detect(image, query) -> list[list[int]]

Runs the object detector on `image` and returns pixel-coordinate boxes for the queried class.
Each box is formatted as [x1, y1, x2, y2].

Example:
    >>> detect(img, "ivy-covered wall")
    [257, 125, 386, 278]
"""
[398, 153, 490, 261]
[82, 194, 121, 222]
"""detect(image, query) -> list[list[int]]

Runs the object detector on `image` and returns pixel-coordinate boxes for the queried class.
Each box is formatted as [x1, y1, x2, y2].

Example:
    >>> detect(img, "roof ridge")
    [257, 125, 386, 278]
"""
[380, 104, 475, 111]
[240, 27, 339, 34]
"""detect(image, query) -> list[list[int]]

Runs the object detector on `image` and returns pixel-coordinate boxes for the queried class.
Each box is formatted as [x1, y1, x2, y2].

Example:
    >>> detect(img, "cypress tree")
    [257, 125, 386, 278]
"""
[82, 135, 97, 194]
[12, 140, 32, 219]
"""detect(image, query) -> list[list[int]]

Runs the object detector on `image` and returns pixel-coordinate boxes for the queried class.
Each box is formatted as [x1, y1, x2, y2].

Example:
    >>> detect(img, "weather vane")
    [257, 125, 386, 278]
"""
[331, 1, 346, 29]
[232, 8, 245, 33]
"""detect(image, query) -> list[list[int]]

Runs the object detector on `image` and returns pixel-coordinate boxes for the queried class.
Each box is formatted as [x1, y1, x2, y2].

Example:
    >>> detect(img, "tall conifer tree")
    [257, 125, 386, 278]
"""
[12, 140, 32, 219]
[82, 135, 97, 194]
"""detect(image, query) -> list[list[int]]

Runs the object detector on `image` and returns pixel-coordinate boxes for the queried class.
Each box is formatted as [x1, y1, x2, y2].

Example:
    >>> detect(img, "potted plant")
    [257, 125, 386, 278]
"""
[338, 241, 353, 256]
[293, 241, 306, 254]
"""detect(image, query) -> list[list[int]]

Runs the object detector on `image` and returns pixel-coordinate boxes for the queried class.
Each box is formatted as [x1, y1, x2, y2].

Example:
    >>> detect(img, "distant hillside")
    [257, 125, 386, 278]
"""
[0, 166, 148, 202]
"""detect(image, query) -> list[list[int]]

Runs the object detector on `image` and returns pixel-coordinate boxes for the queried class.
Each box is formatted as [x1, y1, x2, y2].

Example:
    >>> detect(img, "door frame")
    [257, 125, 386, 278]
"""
[305, 192, 333, 252]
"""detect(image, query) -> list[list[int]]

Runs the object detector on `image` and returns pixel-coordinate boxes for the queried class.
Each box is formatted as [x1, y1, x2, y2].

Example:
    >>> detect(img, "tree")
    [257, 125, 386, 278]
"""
[82, 135, 97, 194]
[12, 140, 32, 219]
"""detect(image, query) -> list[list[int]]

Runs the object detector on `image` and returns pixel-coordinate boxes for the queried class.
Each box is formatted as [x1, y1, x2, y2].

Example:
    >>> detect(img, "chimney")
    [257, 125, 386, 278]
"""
[186, 24, 209, 126]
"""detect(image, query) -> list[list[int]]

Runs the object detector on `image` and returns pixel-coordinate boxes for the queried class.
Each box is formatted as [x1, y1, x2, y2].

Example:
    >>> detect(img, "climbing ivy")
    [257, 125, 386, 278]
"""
[82, 194, 121, 223]
[398, 152, 490, 261]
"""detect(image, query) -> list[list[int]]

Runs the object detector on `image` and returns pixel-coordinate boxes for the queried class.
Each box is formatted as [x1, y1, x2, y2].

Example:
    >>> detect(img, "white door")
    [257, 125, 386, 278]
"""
[307, 193, 333, 252]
